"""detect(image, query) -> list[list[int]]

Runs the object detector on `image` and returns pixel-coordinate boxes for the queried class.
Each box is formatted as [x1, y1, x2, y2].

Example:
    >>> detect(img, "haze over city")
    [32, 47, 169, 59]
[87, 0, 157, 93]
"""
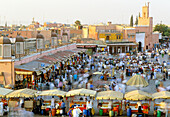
[0, 0, 169, 117]
[0, 0, 169, 25]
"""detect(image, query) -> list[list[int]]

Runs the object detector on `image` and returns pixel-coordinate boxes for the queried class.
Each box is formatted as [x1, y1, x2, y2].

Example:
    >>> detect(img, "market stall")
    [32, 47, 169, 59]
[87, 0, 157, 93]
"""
[6, 88, 37, 111]
[96, 90, 123, 116]
[36, 89, 66, 116]
[0, 87, 13, 116]
[124, 90, 152, 114]
[152, 91, 170, 115]
[66, 88, 96, 111]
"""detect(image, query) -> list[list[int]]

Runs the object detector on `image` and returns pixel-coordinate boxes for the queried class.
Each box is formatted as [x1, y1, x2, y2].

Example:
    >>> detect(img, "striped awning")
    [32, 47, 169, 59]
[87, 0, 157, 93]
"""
[66, 88, 96, 97]
[0, 87, 13, 97]
[96, 91, 123, 100]
[36, 89, 66, 97]
[125, 90, 152, 101]
[6, 88, 37, 98]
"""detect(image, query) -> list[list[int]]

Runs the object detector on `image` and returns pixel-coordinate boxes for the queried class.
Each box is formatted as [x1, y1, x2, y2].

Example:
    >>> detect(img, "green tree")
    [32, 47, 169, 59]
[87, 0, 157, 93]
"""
[154, 24, 170, 36]
[130, 15, 133, 27]
[139, 12, 141, 17]
[135, 16, 138, 25]
[75, 20, 81, 26]
[164, 32, 170, 36]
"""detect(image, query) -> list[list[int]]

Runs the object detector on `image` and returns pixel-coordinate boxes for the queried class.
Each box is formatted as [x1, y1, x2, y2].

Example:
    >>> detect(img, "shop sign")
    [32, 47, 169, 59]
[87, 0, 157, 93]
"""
[85, 45, 96, 48]
[76, 45, 84, 48]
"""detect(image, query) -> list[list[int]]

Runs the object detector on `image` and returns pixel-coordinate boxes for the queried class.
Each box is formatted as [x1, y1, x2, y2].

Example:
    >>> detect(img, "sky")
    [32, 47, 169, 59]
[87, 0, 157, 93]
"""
[0, 0, 169, 26]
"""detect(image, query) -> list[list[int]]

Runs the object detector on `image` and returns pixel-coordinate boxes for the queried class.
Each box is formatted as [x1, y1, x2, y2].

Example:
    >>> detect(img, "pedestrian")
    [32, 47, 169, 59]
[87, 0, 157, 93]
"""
[73, 106, 79, 117]
[155, 79, 160, 89]
[68, 107, 73, 117]
[86, 100, 93, 117]
[51, 96, 55, 109]
[61, 100, 66, 117]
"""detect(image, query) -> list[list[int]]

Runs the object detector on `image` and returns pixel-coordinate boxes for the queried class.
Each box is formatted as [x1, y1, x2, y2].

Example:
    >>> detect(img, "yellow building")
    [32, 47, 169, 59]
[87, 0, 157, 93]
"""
[99, 33, 123, 41]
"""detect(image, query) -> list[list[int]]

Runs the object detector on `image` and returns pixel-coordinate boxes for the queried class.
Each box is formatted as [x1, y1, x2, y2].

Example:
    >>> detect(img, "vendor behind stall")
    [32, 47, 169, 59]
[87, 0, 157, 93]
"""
[51, 96, 55, 108]
[137, 101, 142, 113]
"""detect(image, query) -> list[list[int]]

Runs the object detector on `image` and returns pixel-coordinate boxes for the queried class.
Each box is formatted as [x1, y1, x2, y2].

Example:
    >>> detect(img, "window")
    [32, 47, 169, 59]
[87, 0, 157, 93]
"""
[62, 36, 68, 42]
[144, 12, 146, 18]
[3, 44, 11, 57]
[132, 35, 134, 38]
[117, 35, 121, 39]
[0, 45, 2, 56]
[128, 35, 130, 38]
[51, 38, 54, 46]
[37, 39, 43, 49]
[16, 42, 24, 54]
[146, 45, 148, 49]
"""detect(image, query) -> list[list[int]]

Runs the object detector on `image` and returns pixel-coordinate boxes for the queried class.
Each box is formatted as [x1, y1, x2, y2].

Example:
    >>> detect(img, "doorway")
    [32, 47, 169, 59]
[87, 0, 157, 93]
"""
[106, 36, 109, 41]
[138, 42, 142, 52]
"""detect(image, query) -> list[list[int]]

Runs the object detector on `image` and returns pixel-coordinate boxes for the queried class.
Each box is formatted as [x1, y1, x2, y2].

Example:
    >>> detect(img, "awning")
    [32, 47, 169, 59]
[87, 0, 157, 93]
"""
[36, 89, 66, 97]
[15, 71, 33, 75]
[6, 88, 37, 98]
[152, 91, 170, 100]
[98, 45, 107, 47]
[0, 87, 13, 98]
[96, 91, 123, 100]
[125, 90, 152, 101]
[66, 88, 96, 97]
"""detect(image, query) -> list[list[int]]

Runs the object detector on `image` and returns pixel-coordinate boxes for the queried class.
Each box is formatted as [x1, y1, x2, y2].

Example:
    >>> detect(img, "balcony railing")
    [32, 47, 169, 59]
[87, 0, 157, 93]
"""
[105, 39, 129, 43]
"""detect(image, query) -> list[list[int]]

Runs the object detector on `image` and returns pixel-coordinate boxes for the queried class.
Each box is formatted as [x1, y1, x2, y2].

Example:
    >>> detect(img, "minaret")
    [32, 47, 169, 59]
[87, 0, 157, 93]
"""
[32, 17, 35, 24]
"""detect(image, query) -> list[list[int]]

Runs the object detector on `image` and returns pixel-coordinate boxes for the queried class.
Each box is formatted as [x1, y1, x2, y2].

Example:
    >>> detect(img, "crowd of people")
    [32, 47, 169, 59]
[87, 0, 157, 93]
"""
[0, 45, 170, 117]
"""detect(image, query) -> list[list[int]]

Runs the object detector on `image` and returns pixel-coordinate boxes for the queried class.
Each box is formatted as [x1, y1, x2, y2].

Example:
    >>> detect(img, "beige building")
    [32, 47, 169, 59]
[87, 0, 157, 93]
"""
[0, 36, 15, 86]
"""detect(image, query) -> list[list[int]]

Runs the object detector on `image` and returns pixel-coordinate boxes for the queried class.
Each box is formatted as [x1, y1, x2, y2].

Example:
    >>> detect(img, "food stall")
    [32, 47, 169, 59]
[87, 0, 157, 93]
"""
[66, 88, 96, 111]
[6, 88, 37, 111]
[0, 87, 13, 116]
[124, 90, 152, 114]
[36, 89, 66, 116]
[96, 90, 123, 116]
[152, 91, 170, 116]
